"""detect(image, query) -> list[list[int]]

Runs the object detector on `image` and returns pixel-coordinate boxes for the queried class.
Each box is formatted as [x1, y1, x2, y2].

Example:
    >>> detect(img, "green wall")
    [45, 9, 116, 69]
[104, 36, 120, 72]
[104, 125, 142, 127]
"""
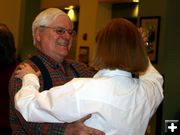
[19, 0, 41, 60]
[163, 0, 180, 132]
[139, 0, 180, 134]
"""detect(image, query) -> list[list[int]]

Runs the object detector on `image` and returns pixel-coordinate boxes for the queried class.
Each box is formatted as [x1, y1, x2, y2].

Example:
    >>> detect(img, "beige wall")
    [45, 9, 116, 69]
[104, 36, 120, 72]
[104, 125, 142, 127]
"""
[76, 0, 99, 65]
[77, 0, 111, 66]
[0, 0, 23, 54]
[41, 0, 78, 9]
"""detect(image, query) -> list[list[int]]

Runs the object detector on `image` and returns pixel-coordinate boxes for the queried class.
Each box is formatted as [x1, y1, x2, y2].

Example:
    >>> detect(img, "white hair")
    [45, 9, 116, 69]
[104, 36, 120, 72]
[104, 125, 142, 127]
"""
[32, 8, 70, 45]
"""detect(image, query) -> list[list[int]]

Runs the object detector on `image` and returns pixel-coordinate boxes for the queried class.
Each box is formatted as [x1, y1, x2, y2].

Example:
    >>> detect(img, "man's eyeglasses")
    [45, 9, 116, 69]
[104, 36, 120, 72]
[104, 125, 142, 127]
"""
[40, 26, 75, 36]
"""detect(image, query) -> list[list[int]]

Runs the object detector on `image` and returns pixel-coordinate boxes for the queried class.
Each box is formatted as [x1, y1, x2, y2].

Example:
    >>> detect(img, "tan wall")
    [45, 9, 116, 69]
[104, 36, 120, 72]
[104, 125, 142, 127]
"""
[76, 0, 111, 66]
[0, 0, 23, 54]
[76, 0, 99, 65]
[41, 0, 78, 9]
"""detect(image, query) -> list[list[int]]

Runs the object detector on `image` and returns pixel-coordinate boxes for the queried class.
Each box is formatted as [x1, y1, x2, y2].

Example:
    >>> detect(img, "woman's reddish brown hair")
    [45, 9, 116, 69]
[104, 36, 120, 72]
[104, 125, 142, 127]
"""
[94, 18, 149, 74]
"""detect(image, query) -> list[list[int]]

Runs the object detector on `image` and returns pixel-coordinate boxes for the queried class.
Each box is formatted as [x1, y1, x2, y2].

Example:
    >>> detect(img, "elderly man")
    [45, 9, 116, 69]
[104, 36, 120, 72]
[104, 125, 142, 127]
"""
[9, 8, 104, 135]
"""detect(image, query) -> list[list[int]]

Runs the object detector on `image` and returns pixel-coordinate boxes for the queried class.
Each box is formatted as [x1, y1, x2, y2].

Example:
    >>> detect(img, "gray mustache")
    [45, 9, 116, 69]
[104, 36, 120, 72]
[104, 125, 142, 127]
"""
[56, 39, 69, 46]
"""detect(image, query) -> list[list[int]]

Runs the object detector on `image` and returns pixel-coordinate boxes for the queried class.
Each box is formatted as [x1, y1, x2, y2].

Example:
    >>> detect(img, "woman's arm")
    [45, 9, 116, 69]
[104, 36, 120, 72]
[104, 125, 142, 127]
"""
[10, 62, 67, 135]
[14, 64, 87, 123]
[139, 60, 164, 116]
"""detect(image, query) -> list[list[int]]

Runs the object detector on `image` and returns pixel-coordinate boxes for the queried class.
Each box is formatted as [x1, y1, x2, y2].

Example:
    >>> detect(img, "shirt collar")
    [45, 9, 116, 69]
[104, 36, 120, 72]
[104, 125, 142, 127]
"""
[36, 50, 65, 69]
[94, 69, 132, 78]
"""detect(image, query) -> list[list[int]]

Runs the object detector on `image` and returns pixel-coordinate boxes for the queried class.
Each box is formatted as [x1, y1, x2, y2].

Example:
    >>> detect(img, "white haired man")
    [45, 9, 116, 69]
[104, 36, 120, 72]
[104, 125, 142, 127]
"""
[9, 8, 104, 135]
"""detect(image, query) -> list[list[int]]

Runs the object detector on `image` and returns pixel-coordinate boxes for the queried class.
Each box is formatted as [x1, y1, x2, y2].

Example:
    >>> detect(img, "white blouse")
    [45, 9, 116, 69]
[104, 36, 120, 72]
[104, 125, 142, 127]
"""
[15, 62, 164, 135]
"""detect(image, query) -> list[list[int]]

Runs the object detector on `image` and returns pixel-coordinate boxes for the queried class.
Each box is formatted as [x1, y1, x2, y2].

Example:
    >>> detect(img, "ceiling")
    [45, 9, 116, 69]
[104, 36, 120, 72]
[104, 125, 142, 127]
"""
[99, 0, 135, 3]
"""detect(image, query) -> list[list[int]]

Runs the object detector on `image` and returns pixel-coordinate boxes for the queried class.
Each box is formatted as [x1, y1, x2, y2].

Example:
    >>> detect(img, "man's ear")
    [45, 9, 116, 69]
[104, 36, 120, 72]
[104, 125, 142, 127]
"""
[35, 28, 41, 42]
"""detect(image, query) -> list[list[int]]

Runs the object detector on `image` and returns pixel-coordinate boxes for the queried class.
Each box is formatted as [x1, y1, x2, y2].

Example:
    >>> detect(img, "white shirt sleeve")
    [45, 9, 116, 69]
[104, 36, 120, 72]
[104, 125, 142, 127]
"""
[139, 61, 164, 117]
[15, 74, 89, 123]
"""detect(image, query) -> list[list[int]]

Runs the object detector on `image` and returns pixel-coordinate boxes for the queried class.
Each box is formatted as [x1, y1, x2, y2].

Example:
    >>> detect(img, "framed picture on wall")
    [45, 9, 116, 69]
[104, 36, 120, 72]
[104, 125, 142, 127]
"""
[78, 46, 89, 65]
[140, 16, 160, 63]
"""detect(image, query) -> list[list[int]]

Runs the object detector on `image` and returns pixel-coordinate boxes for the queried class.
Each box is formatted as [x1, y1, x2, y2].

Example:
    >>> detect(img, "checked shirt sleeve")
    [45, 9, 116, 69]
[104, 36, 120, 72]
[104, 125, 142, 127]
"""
[9, 64, 67, 135]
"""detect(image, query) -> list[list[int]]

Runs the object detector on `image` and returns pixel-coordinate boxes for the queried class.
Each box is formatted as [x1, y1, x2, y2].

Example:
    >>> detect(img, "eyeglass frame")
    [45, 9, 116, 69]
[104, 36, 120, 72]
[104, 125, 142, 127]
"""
[40, 25, 76, 36]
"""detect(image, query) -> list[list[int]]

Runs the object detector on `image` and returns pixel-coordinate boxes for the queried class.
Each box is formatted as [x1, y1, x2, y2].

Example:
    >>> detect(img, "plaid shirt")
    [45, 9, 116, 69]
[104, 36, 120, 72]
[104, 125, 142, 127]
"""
[9, 51, 95, 135]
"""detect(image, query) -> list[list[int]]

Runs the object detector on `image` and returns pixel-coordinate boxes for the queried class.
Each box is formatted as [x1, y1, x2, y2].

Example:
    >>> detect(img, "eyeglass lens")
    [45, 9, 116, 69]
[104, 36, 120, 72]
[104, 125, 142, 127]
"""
[40, 26, 75, 36]
[54, 27, 74, 35]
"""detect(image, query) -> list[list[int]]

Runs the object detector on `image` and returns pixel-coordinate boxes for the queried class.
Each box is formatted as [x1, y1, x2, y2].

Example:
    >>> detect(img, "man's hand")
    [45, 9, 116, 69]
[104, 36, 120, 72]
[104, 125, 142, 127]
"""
[64, 115, 105, 135]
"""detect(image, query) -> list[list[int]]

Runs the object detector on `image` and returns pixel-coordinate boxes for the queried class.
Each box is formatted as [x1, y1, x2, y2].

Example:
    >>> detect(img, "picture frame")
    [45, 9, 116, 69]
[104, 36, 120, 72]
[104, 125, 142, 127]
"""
[139, 16, 160, 63]
[78, 46, 89, 65]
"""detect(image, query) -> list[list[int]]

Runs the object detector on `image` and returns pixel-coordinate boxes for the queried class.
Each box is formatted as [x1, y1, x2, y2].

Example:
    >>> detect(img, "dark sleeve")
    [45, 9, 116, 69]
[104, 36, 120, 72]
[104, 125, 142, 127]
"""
[9, 62, 67, 135]
[71, 61, 96, 77]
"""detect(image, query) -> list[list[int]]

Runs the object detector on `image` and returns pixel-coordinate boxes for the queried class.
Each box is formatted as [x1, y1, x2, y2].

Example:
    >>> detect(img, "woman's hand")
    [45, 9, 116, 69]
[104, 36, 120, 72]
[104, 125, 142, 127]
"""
[138, 27, 148, 44]
[15, 63, 41, 79]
